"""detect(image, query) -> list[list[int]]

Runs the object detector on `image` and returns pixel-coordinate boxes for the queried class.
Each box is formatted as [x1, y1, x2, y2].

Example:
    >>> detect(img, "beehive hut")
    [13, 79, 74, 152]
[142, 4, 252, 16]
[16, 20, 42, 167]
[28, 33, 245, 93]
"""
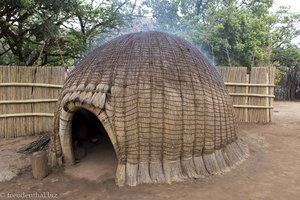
[49, 31, 249, 186]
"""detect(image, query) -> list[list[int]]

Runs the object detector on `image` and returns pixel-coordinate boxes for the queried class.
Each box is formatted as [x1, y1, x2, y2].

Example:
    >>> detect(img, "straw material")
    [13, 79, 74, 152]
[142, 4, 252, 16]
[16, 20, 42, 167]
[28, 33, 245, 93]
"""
[49, 31, 249, 186]
[0, 66, 65, 138]
[219, 66, 275, 123]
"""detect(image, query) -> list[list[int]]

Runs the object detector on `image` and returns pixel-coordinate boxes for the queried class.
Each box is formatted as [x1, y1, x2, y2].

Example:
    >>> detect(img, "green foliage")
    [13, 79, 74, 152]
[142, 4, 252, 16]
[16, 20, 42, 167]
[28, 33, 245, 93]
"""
[0, 0, 134, 66]
[275, 68, 284, 85]
[145, 0, 300, 99]
[271, 8, 300, 99]
[144, 0, 181, 32]
[272, 46, 300, 100]
[145, 0, 274, 67]
[273, 46, 300, 68]
[272, 7, 300, 48]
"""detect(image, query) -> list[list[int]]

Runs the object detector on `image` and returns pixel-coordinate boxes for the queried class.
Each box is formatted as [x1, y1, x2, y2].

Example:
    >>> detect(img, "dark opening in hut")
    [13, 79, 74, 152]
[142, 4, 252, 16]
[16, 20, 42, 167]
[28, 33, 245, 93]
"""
[65, 108, 118, 181]
[71, 108, 109, 161]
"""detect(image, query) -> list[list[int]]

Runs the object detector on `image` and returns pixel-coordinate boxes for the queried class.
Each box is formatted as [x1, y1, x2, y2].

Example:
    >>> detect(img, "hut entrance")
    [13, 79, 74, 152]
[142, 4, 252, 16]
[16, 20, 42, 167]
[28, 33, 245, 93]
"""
[71, 108, 109, 161]
[65, 108, 117, 182]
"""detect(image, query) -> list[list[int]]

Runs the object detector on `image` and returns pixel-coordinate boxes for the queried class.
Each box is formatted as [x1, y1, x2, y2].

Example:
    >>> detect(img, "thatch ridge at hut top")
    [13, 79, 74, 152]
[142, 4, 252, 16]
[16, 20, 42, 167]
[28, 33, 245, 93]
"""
[49, 31, 249, 186]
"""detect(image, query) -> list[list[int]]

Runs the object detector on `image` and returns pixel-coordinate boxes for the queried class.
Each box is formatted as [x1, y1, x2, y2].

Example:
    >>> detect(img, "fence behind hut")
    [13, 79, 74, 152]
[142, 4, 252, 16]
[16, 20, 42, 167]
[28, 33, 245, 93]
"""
[0, 66, 65, 138]
[219, 66, 276, 123]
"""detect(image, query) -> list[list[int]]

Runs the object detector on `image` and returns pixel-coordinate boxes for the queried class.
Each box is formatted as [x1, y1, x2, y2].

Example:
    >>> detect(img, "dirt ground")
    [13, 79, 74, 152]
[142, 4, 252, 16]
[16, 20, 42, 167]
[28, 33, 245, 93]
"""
[0, 101, 299, 200]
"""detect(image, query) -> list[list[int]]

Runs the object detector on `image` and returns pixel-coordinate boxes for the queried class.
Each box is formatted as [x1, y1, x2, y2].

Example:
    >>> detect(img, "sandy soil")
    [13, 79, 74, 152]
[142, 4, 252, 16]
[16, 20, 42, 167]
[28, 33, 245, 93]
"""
[0, 137, 33, 182]
[0, 101, 299, 200]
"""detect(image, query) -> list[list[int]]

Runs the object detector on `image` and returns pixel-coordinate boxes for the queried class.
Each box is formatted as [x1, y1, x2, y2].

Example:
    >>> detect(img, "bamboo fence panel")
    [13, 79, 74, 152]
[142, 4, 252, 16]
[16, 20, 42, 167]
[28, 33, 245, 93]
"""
[0, 66, 65, 138]
[219, 66, 275, 123]
[219, 67, 248, 122]
[0, 67, 4, 137]
[248, 67, 267, 122]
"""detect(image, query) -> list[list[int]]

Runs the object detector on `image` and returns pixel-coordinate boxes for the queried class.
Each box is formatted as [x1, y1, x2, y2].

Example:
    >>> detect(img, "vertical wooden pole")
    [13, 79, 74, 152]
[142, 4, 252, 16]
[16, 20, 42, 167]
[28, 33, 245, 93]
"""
[245, 74, 249, 122]
[266, 68, 270, 122]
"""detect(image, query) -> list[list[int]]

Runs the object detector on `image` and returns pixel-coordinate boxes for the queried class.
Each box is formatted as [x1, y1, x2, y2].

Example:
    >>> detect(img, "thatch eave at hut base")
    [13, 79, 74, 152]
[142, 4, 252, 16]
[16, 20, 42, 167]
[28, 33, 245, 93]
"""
[49, 31, 249, 186]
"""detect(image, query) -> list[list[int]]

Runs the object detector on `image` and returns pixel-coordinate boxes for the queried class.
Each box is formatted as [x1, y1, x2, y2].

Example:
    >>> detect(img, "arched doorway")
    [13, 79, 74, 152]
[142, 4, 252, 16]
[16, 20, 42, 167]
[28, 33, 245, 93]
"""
[59, 103, 118, 182]
[71, 108, 110, 162]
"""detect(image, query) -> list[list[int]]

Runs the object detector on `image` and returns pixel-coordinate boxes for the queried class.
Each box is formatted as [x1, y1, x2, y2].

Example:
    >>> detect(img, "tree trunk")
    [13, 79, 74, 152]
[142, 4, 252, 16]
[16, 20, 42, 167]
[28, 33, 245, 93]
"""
[225, 46, 231, 66]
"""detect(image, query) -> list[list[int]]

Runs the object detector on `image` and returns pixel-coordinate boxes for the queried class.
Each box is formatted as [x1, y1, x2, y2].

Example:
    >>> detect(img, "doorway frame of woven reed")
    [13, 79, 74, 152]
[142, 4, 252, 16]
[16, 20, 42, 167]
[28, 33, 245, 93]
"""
[58, 101, 118, 166]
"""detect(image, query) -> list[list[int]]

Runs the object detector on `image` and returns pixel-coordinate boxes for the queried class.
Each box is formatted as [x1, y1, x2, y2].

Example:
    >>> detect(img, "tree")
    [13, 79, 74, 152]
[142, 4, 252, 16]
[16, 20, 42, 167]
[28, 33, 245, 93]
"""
[144, 0, 181, 32]
[145, 0, 274, 67]
[145, 0, 300, 99]
[0, 0, 72, 65]
[0, 0, 135, 66]
[272, 7, 300, 100]
[272, 46, 300, 100]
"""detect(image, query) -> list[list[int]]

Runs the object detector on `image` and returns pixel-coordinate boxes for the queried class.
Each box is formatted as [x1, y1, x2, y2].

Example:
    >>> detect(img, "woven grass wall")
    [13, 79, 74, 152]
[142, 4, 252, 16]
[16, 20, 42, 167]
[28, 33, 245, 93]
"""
[0, 66, 65, 138]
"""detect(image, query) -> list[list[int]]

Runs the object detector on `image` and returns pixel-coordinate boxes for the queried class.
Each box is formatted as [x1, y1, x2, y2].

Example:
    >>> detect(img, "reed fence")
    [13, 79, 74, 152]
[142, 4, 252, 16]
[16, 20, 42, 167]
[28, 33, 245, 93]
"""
[0, 66, 65, 138]
[219, 66, 276, 123]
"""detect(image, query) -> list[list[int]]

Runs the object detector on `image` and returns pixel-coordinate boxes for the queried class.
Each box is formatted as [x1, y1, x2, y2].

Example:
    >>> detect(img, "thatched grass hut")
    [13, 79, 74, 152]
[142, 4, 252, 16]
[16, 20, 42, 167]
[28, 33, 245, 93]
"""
[49, 31, 249, 186]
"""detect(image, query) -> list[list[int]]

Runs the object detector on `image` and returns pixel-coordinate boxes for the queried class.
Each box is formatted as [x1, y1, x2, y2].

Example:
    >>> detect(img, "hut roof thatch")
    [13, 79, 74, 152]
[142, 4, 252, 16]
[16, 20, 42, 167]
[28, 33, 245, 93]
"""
[49, 31, 249, 186]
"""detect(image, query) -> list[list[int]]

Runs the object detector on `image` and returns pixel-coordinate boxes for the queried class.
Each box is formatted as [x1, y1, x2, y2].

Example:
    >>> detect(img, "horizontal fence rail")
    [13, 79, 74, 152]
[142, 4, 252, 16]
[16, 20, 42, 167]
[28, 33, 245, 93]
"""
[224, 82, 275, 87]
[233, 105, 274, 109]
[0, 99, 59, 104]
[0, 113, 55, 118]
[228, 93, 275, 98]
[0, 83, 63, 88]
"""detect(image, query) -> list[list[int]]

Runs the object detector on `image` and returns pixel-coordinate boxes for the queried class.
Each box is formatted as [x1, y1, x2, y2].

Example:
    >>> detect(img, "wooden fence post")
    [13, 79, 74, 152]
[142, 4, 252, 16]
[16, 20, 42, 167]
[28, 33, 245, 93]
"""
[245, 74, 249, 122]
[268, 67, 276, 122]
[266, 69, 270, 122]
